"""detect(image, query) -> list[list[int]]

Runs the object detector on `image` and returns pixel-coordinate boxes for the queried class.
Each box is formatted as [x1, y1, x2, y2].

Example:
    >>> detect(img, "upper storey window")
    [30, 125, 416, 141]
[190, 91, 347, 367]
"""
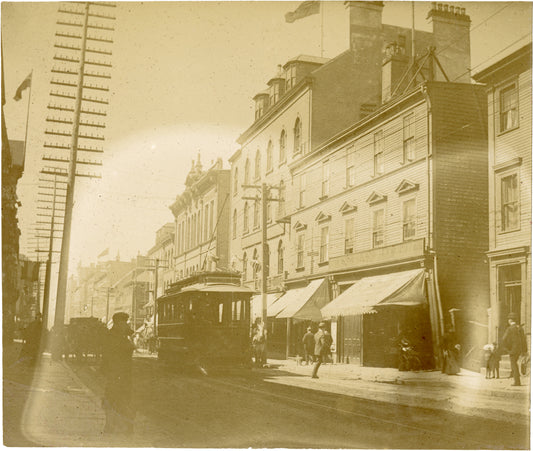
[285, 65, 296, 91]
[373, 130, 384, 176]
[499, 83, 519, 133]
[270, 83, 280, 105]
[293, 117, 302, 156]
[403, 114, 415, 162]
[279, 129, 286, 164]
[233, 167, 238, 196]
[266, 141, 273, 173]
[254, 149, 261, 180]
[244, 158, 251, 185]
[500, 172, 520, 232]
[254, 95, 268, 120]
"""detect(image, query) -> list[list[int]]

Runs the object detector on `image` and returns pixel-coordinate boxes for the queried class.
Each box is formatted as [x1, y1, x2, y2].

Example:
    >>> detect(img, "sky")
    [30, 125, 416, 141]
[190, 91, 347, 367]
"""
[2, 1, 532, 276]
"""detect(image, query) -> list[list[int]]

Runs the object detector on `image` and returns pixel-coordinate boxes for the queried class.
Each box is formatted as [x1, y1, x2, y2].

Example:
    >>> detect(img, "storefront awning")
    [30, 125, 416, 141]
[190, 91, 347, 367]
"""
[251, 292, 284, 319]
[274, 278, 329, 321]
[321, 269, 426, 318]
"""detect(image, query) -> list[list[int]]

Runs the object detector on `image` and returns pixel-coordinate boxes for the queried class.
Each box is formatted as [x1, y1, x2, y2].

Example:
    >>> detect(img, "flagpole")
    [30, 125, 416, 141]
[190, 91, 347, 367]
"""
[320, 2, 324, 57]
[22, 70, 33, 162]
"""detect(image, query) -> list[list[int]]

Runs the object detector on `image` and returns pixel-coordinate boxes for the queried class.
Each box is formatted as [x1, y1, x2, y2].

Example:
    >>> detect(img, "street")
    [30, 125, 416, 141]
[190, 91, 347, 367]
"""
[65, 356, 528, 449]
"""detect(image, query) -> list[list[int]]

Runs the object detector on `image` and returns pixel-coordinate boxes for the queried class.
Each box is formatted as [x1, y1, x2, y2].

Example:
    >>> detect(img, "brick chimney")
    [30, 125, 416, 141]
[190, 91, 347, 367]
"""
[427, 2, 471, 83]
[346, 1, 384, 104]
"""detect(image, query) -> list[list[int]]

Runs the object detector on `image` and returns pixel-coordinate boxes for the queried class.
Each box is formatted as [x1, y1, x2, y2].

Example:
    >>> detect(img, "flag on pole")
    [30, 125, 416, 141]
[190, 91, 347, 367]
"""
[13, 72, 32, 101]
[285, 1, 320, 23]
[98, 248, 109, 259]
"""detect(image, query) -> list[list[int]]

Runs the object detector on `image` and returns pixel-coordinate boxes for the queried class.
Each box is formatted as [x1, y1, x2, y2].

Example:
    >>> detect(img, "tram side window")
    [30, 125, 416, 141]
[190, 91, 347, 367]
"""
[232, 300, 242, 321]
[177, 302, 185, 321]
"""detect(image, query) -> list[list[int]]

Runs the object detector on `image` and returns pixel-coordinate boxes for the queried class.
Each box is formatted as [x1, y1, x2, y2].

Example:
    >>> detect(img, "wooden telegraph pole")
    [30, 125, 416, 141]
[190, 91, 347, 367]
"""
[242, 182, 282, 363]
[39, 2, 116, 328]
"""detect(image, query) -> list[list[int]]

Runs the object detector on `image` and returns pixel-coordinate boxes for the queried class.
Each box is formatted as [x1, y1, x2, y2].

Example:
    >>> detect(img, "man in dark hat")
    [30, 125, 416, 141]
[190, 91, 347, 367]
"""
[302, 326, 315, 365]
[502, 312, 528, 386]
[311, 322, 332, 379]
[102, 312, 135, 433]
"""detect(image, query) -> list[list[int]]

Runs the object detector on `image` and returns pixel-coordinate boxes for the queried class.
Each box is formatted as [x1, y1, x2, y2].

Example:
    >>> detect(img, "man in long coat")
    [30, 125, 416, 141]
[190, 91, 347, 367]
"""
[311, 322, 332, 379]
[102, 312, 135, 434]
[502, 312, 528, 386]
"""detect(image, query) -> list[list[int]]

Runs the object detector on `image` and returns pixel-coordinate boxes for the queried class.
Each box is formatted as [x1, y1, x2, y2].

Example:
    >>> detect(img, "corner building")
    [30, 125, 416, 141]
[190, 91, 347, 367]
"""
[171, 157, 231, 278]
[230, 2, 490, 369]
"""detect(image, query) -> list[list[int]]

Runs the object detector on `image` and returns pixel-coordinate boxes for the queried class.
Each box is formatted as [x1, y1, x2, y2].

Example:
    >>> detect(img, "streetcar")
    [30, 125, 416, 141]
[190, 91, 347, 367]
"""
[156, 270, 254, 367]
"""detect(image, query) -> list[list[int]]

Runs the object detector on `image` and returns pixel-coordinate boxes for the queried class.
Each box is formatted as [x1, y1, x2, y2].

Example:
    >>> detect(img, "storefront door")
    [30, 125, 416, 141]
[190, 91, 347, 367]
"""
[498, 264, 522, 341]
[341, 315, 362, 365]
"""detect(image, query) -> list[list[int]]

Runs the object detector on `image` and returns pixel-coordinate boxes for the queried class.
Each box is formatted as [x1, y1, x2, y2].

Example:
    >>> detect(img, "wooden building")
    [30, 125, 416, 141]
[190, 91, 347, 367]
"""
[473, 42, 532, 349]
[286, 81, 488, 370]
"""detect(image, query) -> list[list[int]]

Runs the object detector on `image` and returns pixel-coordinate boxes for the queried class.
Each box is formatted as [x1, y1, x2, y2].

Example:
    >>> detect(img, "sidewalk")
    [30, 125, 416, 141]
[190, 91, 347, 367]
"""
[3, 352, 107, 446]
[258, 359, 531, 424]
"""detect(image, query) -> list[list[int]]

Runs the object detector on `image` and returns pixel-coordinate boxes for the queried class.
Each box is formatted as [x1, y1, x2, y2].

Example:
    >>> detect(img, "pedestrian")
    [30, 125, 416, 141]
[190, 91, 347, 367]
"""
[102, 312, 135, 434]
[441, 328, 460, 375]
[302, 326, 315, 365]
[311, 322, 332, 379]
[21, 313, 43, 365]
[502, 312, 528, 386]
[252, 318, 267, 367]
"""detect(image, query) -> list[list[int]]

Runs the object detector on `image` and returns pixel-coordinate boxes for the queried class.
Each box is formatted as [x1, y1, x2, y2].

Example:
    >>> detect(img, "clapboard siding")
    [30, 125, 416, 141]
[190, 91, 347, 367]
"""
[430, 82, 489, 322]
[492, 68, 532, 251]
[287, 100, 429, 278]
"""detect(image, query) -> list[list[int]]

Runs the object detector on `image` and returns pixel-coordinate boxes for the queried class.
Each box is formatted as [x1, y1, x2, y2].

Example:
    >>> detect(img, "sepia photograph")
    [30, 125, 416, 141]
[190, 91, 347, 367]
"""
[1, 0, 531, 448]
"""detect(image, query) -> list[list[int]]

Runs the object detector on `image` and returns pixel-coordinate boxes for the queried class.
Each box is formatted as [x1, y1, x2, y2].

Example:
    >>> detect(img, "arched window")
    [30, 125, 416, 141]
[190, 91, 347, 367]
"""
[254, 149, 261, 180]
[279, 129, 286, 163]
[278, 240, 284, 275]
[293, 117, 301, 155]
[242, 252, 248, 280]
[277, 179, 285, 219]
[232, 209, 237, 239]
[243, 202, 249, 232]
[244, 158, 250, 185]
[253, 200, 259, 229]
[266, 140, 273, 172]
[233, 167, 238, 195]
[252, 248, 259, 289]
[265, 244, 270, 277]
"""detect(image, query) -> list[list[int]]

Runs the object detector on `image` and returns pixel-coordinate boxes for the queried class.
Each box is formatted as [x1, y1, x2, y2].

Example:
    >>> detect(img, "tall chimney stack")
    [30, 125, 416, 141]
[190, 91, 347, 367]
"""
[427, 3, 471, 83]
[346, 1, 384, 104]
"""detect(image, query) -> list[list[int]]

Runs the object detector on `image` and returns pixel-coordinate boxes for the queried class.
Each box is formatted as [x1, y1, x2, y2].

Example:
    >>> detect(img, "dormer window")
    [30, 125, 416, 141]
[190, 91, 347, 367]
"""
[254, 93, 269, 120]
[270, 83, 280, 105]
[285, 65, 296, 90]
